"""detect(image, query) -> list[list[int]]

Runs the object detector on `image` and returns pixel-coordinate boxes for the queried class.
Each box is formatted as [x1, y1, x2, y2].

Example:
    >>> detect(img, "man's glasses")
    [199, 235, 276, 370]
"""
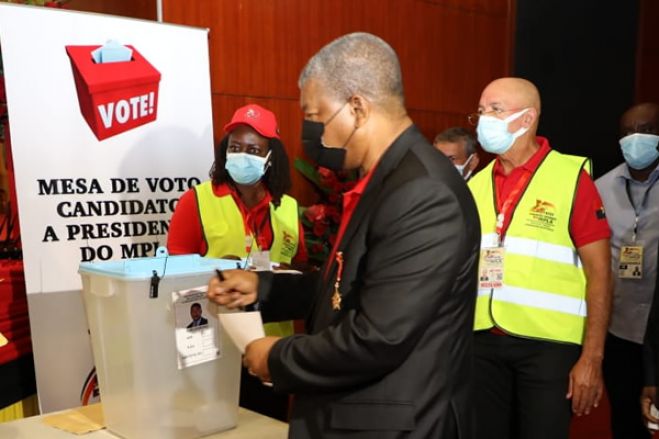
[467, 108, 525, 126]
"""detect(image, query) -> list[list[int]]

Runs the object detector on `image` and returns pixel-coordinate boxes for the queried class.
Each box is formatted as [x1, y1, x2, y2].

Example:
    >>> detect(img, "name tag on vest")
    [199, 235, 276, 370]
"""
[479, 247, 505, 289]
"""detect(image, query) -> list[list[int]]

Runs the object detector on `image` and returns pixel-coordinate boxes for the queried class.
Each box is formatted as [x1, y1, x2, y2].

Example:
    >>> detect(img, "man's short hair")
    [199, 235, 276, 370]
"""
[298, 32, 404, 107]
[434, 127, 477, 156]
[190, 303, 202, 310]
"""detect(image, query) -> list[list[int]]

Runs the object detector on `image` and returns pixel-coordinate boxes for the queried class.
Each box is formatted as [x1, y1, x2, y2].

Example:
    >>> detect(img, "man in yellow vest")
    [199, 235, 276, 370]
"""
[468, 77, 612, 439]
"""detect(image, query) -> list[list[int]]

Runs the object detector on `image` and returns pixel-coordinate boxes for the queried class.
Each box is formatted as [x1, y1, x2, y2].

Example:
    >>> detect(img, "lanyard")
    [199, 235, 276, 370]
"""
[494, 170, 532, 245]
[246, 211, 270, 253]
[625, 178, 656, 242]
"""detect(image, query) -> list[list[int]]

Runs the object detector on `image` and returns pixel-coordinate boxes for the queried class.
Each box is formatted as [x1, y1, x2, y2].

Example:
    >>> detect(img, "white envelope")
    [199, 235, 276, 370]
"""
[218, 311, 265, 354]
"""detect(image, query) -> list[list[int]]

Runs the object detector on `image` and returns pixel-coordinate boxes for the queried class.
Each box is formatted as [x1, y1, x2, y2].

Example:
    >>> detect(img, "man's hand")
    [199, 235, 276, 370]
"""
[207, 270, 259, 309]
[641, 386, 659, 429]
[566, 354, 604, 416]
[244, 336, 281, 383]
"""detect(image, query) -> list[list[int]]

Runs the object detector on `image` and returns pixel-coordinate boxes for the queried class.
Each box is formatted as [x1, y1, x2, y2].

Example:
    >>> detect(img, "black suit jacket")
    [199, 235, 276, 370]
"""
[257, 125, 480, 438]
[186, 316, 208, 329]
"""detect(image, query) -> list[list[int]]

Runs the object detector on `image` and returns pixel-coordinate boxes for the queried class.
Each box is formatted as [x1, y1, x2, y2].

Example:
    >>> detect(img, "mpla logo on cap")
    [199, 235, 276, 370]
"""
[65, 44, 162, 141]
[245, 108, 260, 119]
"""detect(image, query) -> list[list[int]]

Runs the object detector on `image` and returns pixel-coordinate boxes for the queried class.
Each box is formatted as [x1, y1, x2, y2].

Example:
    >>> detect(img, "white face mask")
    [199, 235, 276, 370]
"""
[454, 153, 474, 180]
[476, 108, 529, 155]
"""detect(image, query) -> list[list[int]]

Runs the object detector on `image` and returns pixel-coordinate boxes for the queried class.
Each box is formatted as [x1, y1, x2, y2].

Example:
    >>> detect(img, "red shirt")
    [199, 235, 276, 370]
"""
[493, 137, 610, 248]
[326, 165, 378, 276]
[167, 183, 308, 263]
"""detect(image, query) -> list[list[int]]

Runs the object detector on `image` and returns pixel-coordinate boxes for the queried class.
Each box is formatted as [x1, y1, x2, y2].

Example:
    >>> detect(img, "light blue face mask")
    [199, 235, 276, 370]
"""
[225, 151, 271, 185]
[476, 108, 529, 155]
[454, 153, 474, 180]
[620, 133, 659, 170]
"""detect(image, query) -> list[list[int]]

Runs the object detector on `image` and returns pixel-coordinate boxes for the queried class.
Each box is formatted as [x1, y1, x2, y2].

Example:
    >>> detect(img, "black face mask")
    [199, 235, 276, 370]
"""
[301, 120, 347, 171]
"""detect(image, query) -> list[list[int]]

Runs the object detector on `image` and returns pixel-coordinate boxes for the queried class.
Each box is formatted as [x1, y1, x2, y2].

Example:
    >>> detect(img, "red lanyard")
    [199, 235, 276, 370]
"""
[494, 170, 532, 243]
[245, 211, 270, 253]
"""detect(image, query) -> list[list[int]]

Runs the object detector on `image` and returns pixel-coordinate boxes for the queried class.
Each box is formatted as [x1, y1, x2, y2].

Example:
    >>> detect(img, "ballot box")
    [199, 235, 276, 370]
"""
[79, 250, 242, 439]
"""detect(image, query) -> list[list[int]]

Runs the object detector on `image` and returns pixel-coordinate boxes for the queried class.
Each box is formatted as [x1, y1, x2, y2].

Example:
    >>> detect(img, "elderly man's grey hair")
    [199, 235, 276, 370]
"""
[298, 32, 405, 107]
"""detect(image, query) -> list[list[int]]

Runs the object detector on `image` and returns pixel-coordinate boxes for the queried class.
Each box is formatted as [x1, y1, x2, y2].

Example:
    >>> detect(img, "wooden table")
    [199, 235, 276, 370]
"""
[0, 407, 289, 438]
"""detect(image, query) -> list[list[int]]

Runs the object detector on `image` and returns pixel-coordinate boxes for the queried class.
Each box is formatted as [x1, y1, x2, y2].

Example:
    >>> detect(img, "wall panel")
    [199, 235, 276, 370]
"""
[164, 0, 515, 203]
[66, 0, 156, 20]
[636, 0, 659, 104]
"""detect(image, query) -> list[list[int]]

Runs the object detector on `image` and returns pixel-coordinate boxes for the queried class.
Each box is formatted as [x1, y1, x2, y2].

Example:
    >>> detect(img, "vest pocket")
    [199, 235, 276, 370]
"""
[329, 401, 415, 431]
[204, 222, 229, 241]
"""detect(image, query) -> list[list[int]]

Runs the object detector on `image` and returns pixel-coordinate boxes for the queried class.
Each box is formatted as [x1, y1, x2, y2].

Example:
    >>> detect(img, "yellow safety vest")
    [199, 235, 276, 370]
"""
[468, 150, 590, 345]
[195, 181, 300, 337]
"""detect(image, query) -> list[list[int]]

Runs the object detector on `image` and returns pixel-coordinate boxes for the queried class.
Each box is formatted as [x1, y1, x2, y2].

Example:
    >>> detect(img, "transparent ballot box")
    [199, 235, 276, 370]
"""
[79, 250, 242, 439]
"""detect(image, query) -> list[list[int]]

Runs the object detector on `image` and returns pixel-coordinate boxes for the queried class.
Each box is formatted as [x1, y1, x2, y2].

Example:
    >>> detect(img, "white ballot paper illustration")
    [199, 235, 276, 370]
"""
[218, 311, 265, 354]
[172, 286, 221, 370]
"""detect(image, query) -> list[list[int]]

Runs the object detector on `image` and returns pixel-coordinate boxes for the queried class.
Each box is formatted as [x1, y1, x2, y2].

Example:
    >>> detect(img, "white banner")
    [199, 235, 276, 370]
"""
[0, 4, 213, 411]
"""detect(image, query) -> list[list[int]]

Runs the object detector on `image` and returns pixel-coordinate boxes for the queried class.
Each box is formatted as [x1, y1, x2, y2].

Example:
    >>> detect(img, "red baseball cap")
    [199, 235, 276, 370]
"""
[223, 104, 280, 139]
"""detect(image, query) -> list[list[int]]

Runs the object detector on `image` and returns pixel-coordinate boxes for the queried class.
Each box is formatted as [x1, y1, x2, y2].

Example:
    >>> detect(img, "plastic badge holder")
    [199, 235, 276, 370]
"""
[79, 248, 242, 439]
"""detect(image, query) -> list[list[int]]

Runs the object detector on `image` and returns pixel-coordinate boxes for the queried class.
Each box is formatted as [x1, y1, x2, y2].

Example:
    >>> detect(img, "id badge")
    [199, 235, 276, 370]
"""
[250, 250, 271, 271]
[478, 247, 505, 289]
[618, 245, 643, 279]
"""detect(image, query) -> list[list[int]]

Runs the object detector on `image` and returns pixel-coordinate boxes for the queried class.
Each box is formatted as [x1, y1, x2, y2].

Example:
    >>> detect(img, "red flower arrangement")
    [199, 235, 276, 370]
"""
[295, 158, 356, 266]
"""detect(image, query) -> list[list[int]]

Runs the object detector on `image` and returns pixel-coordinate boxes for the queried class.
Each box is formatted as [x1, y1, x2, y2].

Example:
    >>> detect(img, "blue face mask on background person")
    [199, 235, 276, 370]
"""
[619, 133, 659, 170]
[225, 151, 271, 185]
[454, 153, 474, 180]
[477, 108, 529, 155]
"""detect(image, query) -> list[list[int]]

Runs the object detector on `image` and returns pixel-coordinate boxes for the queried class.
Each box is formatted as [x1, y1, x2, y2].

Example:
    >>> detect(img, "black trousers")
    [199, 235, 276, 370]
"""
[603, 332, 651, 439]
[474, 331, 581, 439]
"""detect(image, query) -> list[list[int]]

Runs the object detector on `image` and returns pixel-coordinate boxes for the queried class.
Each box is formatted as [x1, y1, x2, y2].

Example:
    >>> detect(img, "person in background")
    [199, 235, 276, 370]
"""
[167, 103, 308, 421]
[599, 103, 659, 436]
[434, 126, 480, 180]
[207, 32, 480, 438]
[468, 77, 612, 439]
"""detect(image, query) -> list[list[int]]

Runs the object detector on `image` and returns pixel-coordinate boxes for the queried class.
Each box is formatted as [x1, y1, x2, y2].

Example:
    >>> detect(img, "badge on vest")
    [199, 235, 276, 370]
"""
[479, 247, 505, 289]
[251, 250, 271, 271]
[618, 245, 643, 279]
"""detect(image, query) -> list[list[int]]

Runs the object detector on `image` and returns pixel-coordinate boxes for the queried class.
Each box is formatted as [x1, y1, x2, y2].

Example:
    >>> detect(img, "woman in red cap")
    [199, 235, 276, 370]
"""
[168, 103, 307, 268]
[167, 104, 307, 420]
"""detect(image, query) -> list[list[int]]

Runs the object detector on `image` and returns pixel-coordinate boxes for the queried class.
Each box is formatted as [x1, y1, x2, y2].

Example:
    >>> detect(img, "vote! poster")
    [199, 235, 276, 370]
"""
[0, 4, 213, 411]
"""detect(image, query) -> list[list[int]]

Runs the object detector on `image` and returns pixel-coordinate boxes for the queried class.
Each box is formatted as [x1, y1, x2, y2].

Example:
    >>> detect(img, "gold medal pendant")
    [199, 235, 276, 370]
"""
[332, 283, 342, 311]
[331, 252, 344, 311]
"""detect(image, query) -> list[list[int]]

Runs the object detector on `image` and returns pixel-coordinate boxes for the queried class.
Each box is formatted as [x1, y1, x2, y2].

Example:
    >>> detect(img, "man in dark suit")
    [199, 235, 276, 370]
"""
[208, 32, 480, 438]
[186, 302, 208, 329]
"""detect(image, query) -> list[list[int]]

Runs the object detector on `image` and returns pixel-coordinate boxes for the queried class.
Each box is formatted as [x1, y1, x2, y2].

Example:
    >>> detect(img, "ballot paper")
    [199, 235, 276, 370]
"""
[218, 311, 265, 354]
[91, 40, 133, 64]
[649, 404, 659, 431]
[42, 403, 105, 434]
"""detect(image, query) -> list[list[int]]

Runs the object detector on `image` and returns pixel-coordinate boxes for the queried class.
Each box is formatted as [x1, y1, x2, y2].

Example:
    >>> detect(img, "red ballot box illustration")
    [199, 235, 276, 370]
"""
[65, 45, 161, 141]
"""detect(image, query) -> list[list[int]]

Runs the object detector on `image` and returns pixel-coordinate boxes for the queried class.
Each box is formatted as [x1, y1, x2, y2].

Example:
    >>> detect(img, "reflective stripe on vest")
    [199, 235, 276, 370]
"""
[481, 233, 583, 268]
[194, 182, 300, 337]
[468, 150, 589, 344]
